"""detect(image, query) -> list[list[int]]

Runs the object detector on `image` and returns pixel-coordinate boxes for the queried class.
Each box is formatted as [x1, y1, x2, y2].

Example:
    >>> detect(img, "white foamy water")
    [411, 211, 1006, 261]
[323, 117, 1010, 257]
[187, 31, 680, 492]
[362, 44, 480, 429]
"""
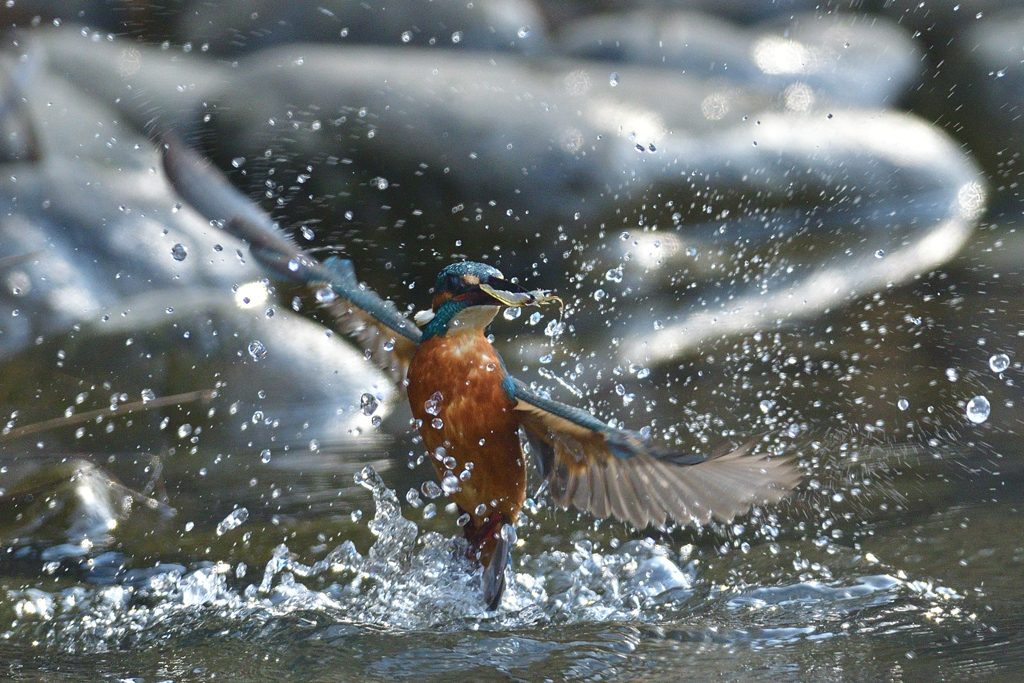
[3, 467, 966, 654]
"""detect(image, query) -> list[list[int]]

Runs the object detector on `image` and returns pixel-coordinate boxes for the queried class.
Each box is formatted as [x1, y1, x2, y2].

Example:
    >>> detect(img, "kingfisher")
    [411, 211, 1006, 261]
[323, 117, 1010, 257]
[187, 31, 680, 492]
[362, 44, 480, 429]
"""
[163, 138, 801, 610]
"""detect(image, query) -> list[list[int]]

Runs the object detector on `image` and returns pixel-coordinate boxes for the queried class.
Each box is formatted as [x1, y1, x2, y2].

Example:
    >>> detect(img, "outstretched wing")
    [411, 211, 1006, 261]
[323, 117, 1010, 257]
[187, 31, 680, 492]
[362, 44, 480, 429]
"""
[162, 136, 420, 383]
[220, 215, 420, 382]
[511, 378, 800, 529]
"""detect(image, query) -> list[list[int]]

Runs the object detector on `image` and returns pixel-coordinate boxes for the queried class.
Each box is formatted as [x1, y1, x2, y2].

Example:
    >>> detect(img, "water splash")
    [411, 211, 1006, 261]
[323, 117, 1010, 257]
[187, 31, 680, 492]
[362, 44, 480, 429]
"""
[2, 467, 969, 653]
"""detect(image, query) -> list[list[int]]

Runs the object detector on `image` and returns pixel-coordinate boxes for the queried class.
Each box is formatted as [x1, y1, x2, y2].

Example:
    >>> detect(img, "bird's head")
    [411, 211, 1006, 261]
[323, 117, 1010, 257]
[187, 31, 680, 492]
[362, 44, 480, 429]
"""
[430, 262, 535, 312]
[415, 261, 561, 334]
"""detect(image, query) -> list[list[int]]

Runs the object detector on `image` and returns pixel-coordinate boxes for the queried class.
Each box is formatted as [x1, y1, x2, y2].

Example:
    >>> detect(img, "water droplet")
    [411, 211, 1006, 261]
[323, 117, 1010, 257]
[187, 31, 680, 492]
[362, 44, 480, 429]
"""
[431, 417, 444, 429]
[406, 488, 423, 508]
[874, 249, 885, 259]
[544, 320, 565, 337]
[177, 423, 193, 438]
[442, 455, 457, 470]
[360, 393, 379, 416]
[605, 266, 623, 283]
[372, 176, 389, 190]
[593, 289, 606, 301]
[170, 243, 188, 261]
[989, 353, 1010, 373]
[422, 503, 436, 519]
[441, 473, 460, 494]
[421, 481, 442, 499]
[500, 525, 517, 543]
[456, 512, 470, 527]
[383, 337, 396, 352]
[314, 286, 337, 303]
[371, 415, 382, 427]
[350, 509, 363, 522]
[966, 395, 990, 424]
[897, 398, 909, 411]
[609, 72, 619, 86]
[636, 368, 650, 379]
[517, 26, 530, 38]
[946, 368, 959, 382]
[451, 31, 462, 43]
[260, 449, 272, 463]
[230, 157, 246, 168]
[503, 306, 522, 320]
[759, 400, 773, 414]
[474, 503, 487, 516]
[140, 388, 156, 403]
[248, 340, 267, 361]
[424, 390, 443, 416]
[401, 30, 412, 42]
[309, 439, 319, 452]
[216, 507, 249, 536]
[529, 311, 542, 325]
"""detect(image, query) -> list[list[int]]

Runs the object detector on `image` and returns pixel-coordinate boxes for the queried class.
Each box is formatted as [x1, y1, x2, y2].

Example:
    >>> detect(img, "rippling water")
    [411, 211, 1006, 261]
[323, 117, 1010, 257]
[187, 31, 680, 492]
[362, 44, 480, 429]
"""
[0, 459, 1011, 682]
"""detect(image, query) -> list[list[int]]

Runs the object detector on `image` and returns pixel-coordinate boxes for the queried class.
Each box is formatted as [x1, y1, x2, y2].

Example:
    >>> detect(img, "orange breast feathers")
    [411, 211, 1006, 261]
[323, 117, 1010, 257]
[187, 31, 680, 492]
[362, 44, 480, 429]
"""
[407, 333, 527, 526]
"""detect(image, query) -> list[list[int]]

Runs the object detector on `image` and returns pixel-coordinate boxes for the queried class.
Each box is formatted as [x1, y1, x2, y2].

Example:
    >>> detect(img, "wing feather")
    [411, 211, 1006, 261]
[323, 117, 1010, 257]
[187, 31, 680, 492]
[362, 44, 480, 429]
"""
[513, 378, 800, 529]
[606, 458, 644, 529]
[625, 461, 665, 528]
[162, 136, 419, 382]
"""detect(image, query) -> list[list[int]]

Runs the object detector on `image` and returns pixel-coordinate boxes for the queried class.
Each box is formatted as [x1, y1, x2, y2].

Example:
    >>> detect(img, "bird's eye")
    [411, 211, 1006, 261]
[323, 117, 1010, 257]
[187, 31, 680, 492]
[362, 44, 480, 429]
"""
[446, 273, 463, 292]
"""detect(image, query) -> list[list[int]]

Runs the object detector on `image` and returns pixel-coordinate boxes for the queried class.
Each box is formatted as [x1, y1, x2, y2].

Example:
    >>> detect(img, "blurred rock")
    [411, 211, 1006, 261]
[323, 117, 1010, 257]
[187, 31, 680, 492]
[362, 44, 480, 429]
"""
[0, 0, 546, 55]
[32, 28, 982, 367]
[0, 35, 398, 457]
[197, 46, 628, 241]
[610, 109, 985, 364]
[537, 0, 823, 30]
[34, 27, 231, 139]
[558, 11, 920, 108]
[0, 459, 152, 552]
[0, 59, 39, 163]
[178, 0, 547, 57]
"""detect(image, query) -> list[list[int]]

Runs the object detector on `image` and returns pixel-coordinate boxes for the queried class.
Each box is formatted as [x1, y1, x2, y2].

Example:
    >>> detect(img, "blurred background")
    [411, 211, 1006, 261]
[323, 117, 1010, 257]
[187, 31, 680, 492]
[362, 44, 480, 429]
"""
[0, 1, 1021, 681]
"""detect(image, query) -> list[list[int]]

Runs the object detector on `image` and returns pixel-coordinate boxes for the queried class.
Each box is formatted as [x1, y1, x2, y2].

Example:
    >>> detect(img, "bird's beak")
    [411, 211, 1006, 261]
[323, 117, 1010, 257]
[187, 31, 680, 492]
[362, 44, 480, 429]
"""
[479, 280, 563, 312]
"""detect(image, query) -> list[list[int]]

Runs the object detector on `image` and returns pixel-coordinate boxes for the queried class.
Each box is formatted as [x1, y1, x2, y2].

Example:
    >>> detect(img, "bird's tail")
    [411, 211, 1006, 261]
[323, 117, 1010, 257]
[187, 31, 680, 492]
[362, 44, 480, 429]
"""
[481, 524, 512, 611]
